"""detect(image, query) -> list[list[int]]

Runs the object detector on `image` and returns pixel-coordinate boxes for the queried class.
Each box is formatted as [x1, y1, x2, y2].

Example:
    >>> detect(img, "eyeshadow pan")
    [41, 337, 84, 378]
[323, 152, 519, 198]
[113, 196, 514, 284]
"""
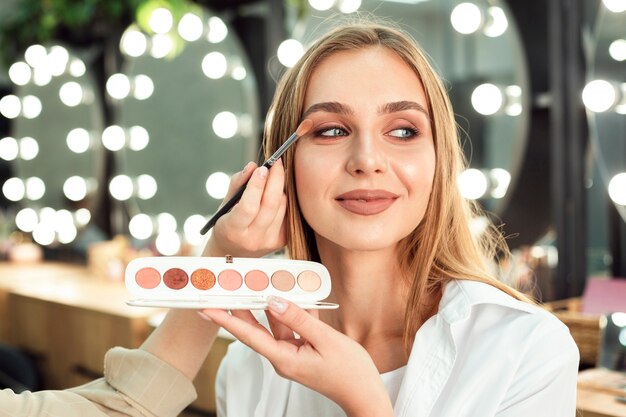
[163, 268, 188, 290]
[135, 267, 161, 289]
[245, 270, 269, 291]
[218, 269, 243, 291]
[271, 270, 295, 291]
[298, 270, 321, 292]
[191, 269, 216, 290]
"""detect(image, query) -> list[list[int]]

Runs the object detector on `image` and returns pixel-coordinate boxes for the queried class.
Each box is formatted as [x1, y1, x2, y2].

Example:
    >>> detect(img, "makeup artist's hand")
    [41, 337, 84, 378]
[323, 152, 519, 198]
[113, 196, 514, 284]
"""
[201, 298, 394, 417]
[203, 160, 288, 258]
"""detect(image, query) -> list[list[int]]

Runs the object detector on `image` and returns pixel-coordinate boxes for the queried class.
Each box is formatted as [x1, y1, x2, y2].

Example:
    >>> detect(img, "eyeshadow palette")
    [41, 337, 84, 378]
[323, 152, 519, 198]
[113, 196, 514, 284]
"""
[125, 255, 338, 309]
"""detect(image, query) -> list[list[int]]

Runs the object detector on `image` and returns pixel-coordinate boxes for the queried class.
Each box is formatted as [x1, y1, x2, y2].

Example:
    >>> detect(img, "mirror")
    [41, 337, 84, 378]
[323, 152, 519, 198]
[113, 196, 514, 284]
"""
[116, 7, 260, 254]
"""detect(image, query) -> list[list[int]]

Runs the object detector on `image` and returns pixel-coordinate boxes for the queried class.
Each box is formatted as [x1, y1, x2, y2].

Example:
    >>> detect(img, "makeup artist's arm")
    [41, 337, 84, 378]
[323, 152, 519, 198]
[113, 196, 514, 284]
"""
[202, 299, 395, 417]
[203, 160, 288, 258]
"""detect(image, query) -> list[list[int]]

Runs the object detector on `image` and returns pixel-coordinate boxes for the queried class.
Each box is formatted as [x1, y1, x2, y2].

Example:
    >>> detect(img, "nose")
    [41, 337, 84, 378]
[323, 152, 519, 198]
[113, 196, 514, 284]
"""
[345, 133, 387, 175]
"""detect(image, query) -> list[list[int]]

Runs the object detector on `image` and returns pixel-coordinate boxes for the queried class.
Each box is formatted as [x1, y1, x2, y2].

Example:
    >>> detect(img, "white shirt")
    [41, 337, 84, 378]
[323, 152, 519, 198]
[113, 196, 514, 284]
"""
[215, 280, 579, 417]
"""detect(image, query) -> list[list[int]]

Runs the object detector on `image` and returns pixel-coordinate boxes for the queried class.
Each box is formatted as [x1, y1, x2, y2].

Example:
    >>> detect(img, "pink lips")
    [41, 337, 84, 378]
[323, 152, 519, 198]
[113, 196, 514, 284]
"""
[335, 189, 399, 215]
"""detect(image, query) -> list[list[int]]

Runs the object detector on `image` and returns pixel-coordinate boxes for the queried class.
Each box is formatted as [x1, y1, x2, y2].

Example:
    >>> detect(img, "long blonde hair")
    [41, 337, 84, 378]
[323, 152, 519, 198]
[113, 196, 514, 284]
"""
[263, 22, 532, 351]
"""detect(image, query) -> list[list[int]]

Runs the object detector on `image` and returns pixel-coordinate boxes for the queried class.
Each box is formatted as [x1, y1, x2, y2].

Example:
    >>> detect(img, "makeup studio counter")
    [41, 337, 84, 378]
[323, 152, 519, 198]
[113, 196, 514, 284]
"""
[0, 261, 232, 414]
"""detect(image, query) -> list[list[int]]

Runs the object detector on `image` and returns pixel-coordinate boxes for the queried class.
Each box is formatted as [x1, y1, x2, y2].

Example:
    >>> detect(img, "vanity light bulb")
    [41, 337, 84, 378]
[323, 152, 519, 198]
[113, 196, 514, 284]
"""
[609, 40, 626, 61]
[15, 208, 39, 232]
[136, 174, 158, 200]
[0, 95, 21, 119]
[231, 66, 247, 81]
[151, 34, 174, 59]
[155, 231, 181, 256]
[451, 3, 483, 35]
[2, 177, 26, 201]
[33, 67, 52, 86]
[109, 175, 134, 201]
[25, 176, 45, 200]
[129, 214, 154, 240]
[149, 8, 174, 34]
[157, 212, 177, 233]
[24, 44, 47, 68]
[133, 75, 154, 100]
[483, 7, 508, 37]
[59, 82, 84, 107]
[206, 171, 230, 199]
[489, 168, 511, 199]
[75, 208, 91, 226]
[471, 83, 503, 115]
[102, 125, 126, 151]
[0, 137, 19, 161]
[22, 95, 42, 119]
[207, 17, 228, 43]
[277, 39, 304, 68]
[121, 30, 148, 57]
[457, 169, 488, 200]
[32, 223, 55, 246]
[69, 58, 86, 77]
[63, 176, 88, 201]
[67, 128, 91, 154]
[107, 73, 131, 100]
[212, 111, 238, 139]
[338, 0, 361, 13]
[129, 126, 150, 150]
[603, 0, 626, 13]
[308, 0, 335, 11]
[184, 214, 207, 246]
[57, 224, 77, 244]
[178, 13, 204, 42]
[47, 45, 70, 77]
[19, 137, 39, 160]
[202, 52, 228, 79]
[608, 172, 626, 206]
[582, 79, 617, 113]
[9, 62, 31, 86]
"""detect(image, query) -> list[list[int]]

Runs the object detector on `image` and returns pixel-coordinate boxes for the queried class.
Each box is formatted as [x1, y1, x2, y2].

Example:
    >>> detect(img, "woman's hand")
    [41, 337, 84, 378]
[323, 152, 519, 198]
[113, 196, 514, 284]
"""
[200, 298, 394, 417]
[203, 160, 288, 258]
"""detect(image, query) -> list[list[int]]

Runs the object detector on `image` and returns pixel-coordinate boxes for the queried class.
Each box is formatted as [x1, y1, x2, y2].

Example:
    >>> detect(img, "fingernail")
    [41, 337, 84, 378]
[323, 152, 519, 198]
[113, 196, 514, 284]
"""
[276, 158, 283, 167]
[256, 166, 268, 179]
[242, 162, 253, 174]
[267, 295, 287, 314]
[197, 311, 213, 322]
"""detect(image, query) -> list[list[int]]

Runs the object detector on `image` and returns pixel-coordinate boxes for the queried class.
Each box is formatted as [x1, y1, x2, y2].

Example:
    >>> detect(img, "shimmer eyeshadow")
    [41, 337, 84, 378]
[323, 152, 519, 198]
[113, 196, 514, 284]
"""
[191, 269, 216, 290]
[135, 267, 161, 289]
[218, 269, 243, 291]
[298, 270, 321, 292]
[271, 270, 295, 291]
[163, 268, 188, 290]
[245, 270, 269, 291]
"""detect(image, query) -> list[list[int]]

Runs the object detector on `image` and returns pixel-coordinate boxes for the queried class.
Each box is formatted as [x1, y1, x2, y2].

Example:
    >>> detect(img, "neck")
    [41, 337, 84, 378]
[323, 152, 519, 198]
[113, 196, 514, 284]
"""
[316, 238, 409, 372]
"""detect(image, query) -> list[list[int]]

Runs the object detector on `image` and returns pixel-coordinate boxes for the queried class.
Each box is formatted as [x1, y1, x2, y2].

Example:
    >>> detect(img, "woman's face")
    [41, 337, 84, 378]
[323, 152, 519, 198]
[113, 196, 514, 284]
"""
[294, 46, 436, 252]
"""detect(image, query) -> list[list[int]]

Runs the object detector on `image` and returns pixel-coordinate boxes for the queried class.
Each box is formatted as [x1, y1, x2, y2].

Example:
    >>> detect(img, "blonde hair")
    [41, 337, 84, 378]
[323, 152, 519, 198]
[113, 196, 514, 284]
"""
[263, 22, 532, 352]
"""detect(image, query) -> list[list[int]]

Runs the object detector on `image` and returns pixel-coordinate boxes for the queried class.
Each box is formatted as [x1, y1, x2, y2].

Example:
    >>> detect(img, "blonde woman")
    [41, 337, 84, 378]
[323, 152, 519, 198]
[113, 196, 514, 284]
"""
[201, 22, 579, 417]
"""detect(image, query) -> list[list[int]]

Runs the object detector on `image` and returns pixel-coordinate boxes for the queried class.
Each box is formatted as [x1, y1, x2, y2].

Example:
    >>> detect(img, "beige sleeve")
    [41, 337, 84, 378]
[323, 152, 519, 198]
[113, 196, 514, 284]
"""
[0, 347, 197, 417]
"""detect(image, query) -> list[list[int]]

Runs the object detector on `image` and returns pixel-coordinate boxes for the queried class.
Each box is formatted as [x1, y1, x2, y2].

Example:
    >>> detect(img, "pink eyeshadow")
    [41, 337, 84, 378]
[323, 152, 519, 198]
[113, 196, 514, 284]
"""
[245, 270, 269, 291]
[271, 270, 295, 291]
[135, 268, 161, 289]
[297, 270, 321, 292]
[218, 269, 242, 291]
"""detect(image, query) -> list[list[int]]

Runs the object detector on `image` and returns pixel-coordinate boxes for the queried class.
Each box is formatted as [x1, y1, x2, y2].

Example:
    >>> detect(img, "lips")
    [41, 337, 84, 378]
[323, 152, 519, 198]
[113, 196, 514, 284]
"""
[335, 189, 399, 215]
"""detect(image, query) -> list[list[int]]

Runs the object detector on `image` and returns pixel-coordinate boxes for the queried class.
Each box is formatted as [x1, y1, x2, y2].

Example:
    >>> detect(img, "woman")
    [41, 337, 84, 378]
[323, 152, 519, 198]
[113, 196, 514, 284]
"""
[200, 22, 579, 417]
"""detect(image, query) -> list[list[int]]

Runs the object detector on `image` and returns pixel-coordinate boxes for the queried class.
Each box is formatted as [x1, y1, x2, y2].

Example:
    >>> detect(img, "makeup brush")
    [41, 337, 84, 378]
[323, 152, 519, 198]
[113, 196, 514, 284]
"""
[200, 119, 313, 235]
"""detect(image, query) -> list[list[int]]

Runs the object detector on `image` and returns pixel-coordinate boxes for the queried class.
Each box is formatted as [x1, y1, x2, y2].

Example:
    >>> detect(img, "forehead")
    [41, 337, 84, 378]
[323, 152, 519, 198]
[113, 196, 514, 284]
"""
[304, 46, 428, 109]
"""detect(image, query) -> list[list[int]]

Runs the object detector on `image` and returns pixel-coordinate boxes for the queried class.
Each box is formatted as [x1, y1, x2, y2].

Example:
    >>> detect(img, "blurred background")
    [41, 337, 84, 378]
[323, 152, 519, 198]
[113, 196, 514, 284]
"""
[0, 0, 624, 300]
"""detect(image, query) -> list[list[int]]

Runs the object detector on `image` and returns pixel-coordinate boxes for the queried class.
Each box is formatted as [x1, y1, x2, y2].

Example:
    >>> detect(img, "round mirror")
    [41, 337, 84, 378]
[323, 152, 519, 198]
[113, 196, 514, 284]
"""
[116, 7, 260, 254]
[1, 44, 104, 247]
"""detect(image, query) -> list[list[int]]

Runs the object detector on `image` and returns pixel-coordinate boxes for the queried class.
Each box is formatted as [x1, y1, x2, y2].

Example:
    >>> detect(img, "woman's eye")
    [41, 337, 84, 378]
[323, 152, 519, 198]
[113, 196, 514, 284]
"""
[389, 127, 419, 139]
[317, 127, 348, 137]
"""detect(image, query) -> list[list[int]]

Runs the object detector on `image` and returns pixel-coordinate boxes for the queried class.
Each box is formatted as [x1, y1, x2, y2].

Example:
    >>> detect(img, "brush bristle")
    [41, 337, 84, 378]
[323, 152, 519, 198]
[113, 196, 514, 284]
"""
[295, 119, 313, 137]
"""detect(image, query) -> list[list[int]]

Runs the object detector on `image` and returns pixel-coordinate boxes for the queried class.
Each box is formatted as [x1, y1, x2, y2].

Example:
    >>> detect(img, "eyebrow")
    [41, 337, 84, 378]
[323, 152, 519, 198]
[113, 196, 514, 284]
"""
[302, 100, 430, 118]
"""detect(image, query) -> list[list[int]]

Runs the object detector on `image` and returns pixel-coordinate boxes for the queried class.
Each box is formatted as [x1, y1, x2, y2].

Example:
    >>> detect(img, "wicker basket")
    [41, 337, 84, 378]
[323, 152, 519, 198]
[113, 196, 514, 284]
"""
[543, 297, 601, 365]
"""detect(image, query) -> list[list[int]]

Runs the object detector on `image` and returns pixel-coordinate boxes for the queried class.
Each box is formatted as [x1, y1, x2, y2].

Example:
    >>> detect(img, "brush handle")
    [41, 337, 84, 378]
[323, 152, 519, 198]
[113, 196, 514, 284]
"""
[199, 160, 273, 235]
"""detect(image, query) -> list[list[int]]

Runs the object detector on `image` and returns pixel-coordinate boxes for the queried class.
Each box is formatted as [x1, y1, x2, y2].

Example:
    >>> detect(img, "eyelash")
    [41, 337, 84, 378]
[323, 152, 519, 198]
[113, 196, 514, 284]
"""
[313, 125, 421, 140]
